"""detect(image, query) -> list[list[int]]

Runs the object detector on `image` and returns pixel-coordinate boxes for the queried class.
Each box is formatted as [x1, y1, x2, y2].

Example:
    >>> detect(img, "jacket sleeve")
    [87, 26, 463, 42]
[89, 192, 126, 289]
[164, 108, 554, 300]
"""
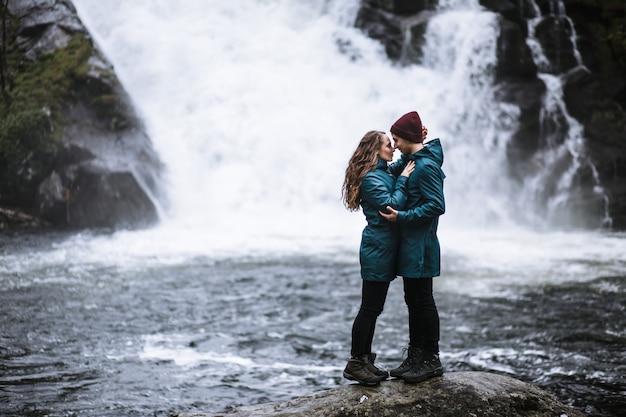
[397, 162, 445, 224]
[361, 174, 409, 211]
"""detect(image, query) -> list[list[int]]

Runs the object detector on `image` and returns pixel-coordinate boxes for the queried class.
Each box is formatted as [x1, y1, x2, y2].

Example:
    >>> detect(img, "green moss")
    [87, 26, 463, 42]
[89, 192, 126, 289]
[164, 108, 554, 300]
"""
[91, 93, 130, 130]
[0, 28, 94, 200]
[0, 108, 53, 174]
[4, 33, 93, 118]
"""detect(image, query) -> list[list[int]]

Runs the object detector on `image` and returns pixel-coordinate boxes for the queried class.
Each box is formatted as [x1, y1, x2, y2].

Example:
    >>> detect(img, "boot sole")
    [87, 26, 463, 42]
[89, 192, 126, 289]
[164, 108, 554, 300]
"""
[343, 371, 383, 386]
[401, 367, 444, 383]
[389, 368, 409, 378]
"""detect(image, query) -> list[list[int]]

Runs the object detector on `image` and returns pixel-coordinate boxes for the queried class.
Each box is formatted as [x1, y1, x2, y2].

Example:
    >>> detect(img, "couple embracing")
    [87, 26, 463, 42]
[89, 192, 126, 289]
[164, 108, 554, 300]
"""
[341, 111, 445, 386]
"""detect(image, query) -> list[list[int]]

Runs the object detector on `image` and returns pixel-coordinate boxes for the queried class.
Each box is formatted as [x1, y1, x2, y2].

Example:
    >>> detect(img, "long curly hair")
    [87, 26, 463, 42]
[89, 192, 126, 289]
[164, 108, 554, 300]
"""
[342, 130, 386, 211]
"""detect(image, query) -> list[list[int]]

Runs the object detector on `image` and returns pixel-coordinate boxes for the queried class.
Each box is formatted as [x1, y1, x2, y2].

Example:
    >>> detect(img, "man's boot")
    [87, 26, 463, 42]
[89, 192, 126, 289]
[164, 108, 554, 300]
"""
[389, 346, 422, 378]
[343, 355, 385, 386]
[400, 353, 444, 383]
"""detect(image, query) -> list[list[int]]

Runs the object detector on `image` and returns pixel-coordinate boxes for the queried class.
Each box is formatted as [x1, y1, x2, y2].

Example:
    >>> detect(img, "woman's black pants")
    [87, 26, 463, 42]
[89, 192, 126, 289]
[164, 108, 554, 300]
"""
[350, 277, 440, 357]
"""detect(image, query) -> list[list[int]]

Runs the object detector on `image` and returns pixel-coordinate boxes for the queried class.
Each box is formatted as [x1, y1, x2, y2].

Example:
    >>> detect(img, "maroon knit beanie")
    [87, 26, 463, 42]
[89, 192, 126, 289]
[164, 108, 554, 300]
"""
[390, 111, 423, 143]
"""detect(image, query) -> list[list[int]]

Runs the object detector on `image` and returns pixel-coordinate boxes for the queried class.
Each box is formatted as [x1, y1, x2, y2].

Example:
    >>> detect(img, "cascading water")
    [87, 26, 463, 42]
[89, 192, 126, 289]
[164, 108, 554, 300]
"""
[1, 1, 625, 417]
[69, 0, 525, 243]
[419, 0, 521, 226]
[520, 0, 611, 228]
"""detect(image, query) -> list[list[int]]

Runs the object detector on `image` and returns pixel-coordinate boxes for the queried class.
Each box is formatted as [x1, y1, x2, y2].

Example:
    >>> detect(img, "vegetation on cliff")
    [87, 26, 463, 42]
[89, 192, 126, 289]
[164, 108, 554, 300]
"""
[1, 30, 85, 200]
[0, 2, 135, 228]
[0, 0, 163, 231]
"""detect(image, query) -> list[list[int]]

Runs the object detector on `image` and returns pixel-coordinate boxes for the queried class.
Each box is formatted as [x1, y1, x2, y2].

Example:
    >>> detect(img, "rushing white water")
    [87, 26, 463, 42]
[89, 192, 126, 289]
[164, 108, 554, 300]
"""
[44, 0, 624, 294]
[71, 0, 512, 230]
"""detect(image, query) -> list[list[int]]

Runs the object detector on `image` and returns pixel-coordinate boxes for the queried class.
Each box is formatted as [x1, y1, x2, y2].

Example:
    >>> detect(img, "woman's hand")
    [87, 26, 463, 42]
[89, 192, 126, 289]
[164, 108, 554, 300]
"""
[422, 126, 428, 141]
[400, 160, 415, 177]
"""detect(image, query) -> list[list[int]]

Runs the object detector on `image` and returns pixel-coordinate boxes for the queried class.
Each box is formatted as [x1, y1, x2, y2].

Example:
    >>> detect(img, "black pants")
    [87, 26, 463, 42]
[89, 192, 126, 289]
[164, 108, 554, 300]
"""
[350, 278, 440, 357]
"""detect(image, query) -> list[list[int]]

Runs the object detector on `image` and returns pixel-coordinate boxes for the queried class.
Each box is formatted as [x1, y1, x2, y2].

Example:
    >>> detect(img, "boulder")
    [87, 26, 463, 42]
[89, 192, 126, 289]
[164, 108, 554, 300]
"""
[1, 0, 163, 229]
[183, 372, 585, 417]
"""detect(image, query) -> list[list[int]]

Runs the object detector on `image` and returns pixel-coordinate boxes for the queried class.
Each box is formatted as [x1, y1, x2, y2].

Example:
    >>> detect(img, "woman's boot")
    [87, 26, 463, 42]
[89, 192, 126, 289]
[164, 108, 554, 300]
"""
[343, 355, 385, 386]
[366, 353, 389, 379]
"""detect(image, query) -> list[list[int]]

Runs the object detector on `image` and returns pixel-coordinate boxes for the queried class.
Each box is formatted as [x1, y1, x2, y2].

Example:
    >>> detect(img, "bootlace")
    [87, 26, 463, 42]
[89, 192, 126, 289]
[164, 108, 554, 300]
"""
[398, 347, 412, 366]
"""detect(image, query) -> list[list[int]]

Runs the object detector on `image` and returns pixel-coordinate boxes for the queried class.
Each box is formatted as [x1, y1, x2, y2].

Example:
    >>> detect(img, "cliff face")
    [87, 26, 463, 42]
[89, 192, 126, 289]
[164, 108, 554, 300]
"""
[0, 0, 163, 230]
[356, 0, 626, 230]
[558, 0, 626, 228]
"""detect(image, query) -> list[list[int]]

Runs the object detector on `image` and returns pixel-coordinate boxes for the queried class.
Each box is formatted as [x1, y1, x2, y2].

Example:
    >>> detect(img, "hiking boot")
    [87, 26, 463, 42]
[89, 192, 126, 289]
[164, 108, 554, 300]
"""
[400, 354, 444, 383]
[389, 346, 422, 378]
[366, 353, 389, 380]
[343, 355, 385, 386]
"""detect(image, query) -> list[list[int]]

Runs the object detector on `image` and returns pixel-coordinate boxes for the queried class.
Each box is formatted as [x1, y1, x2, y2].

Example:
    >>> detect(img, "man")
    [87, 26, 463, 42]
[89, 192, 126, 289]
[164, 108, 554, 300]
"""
[380, 110, 446, 383]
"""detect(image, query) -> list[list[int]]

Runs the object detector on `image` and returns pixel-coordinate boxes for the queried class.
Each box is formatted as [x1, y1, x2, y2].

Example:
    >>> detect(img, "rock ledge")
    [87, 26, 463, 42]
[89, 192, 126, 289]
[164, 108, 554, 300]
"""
[177, 372, 585, 417]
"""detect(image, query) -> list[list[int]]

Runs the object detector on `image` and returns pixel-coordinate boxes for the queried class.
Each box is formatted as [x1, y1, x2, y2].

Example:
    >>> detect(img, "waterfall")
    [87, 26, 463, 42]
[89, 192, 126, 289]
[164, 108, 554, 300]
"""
[519, 0, 611, 228]
[68, 0, 609, 253]
[420, 0, 521, 226]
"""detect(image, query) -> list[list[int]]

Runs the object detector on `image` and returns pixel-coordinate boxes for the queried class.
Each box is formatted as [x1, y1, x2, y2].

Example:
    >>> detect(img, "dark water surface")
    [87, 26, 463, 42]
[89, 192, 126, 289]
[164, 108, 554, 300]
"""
[0, 233, 624, 417]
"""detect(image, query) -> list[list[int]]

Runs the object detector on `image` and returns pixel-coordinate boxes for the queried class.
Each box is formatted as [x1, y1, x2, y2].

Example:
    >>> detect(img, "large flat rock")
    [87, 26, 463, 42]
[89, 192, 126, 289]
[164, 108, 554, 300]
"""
[175, 371, 585, 417]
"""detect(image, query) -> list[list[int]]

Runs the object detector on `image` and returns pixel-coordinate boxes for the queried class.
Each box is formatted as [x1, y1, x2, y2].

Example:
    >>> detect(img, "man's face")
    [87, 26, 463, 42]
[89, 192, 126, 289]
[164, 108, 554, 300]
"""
[392, 134, 410, 155]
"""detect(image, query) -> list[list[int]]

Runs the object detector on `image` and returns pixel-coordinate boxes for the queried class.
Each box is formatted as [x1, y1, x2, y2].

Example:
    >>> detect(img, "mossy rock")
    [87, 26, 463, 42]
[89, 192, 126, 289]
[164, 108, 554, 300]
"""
[0, 0, 161, 229]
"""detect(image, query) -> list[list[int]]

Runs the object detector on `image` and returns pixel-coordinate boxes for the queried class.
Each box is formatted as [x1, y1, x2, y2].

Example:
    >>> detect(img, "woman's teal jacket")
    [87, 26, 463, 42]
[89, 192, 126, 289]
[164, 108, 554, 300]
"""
[359, 159, 409, 281]
[389, 138, 446, 279]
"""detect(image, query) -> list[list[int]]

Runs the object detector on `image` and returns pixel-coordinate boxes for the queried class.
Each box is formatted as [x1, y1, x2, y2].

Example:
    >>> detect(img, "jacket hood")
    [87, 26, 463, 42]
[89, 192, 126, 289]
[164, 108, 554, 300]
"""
[407, 138, 443, 167]
[375, 158, 388, 170]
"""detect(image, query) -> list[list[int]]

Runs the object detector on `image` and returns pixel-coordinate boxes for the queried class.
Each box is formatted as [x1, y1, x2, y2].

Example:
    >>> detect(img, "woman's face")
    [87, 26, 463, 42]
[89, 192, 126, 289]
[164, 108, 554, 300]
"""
[377, 134, 394, 162]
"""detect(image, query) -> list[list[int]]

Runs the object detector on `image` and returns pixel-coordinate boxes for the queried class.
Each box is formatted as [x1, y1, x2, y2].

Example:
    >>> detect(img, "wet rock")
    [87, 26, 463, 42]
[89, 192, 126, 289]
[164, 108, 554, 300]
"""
[562, 0, 626, 109]
[355, 5, 405, 61]
[494, 17, 537, 80]
[355, 3, 434, 64]
[479, 0, 537, 29]
[185, 372, 585, 417]
[3, 0, 163, 229]
[563, 67, 626, 229]
[12, 0, 83, 34]
[0, 206, 50, 230]
[533, 15, 579, 74]
[362, 0, 436, 16]
[498, 78, 546, 164]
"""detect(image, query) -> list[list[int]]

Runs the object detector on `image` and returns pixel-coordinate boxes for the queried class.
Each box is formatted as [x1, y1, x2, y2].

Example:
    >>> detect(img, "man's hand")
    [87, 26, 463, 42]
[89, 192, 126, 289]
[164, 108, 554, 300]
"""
[379, 206, 398, 222]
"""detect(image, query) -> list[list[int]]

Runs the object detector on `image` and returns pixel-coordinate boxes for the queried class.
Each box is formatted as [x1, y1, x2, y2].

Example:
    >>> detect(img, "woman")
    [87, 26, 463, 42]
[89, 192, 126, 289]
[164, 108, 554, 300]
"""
[341, 130, 415, 386]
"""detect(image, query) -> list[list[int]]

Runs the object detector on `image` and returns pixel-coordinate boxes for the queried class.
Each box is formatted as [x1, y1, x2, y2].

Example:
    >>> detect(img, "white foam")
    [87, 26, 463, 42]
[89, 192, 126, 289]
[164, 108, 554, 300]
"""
[140, 333, 339, 372]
